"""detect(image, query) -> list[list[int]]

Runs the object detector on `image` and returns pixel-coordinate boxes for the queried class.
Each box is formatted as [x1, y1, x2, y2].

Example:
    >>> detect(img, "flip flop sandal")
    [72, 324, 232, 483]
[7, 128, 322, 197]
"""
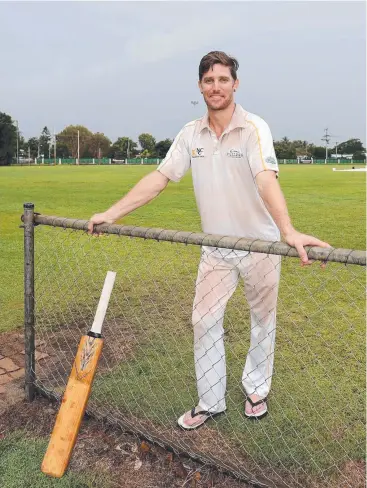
[244, 396, 268, 420]
[177, 407, 225, 430]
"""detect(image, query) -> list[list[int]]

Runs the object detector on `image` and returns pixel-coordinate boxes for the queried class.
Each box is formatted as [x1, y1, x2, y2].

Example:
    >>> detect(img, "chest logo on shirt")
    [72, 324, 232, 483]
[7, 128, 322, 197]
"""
[227, 149, 243, 158]
[192, 147, 205, 158]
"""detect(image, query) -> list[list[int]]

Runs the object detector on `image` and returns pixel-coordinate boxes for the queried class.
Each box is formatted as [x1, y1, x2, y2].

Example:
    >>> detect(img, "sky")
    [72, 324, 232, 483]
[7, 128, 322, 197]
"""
[1, 1, 365, 146]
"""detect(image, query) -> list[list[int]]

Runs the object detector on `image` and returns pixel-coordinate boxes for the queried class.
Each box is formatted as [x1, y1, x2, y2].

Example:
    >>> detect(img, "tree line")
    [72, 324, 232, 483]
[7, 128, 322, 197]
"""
[0, 110, 365, 165]
[273, 137, 365, 160]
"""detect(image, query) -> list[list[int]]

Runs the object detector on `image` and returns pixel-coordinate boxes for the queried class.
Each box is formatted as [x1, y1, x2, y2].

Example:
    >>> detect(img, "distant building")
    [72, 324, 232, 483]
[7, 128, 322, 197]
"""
[297, 155, 313, 163]
[330, 154, 353, 159]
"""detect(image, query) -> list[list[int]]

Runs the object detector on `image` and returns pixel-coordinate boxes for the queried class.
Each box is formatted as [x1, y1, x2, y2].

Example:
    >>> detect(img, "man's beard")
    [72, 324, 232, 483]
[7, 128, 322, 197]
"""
[205, 95, 233, 111]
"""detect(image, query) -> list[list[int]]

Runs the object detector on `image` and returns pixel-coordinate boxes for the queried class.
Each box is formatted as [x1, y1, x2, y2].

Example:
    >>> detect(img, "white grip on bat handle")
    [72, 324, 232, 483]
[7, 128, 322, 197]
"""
[90, 271, 117, 335]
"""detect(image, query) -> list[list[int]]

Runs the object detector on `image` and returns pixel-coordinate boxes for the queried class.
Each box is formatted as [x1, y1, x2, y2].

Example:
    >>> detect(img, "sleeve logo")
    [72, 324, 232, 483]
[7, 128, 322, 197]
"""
[265, 156, 277, 165]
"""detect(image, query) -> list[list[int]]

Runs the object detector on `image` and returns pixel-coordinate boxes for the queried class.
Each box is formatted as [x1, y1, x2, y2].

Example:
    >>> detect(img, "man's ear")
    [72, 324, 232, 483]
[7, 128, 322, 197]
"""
[234, 78, 239, 92]
[198, 80, 203, 93]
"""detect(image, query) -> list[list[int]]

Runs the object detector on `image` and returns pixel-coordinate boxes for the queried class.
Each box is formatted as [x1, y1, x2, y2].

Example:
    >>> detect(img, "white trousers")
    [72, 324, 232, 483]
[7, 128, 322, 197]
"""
[192, 247, 281, 413]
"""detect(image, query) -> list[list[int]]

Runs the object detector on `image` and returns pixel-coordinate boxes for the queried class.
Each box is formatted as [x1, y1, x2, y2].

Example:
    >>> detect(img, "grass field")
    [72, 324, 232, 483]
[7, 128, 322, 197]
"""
[0, 432, 110, 488]
[1, 164, 365, 334]
[1, 164, 366, 487]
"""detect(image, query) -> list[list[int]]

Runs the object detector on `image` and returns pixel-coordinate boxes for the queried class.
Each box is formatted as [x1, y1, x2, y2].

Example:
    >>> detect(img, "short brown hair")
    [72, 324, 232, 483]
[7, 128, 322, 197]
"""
[199, 51, 239, 81]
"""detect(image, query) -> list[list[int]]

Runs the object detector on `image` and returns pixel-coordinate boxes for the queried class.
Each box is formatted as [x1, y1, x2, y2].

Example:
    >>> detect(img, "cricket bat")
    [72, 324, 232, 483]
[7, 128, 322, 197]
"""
[41, 270, 117, 478]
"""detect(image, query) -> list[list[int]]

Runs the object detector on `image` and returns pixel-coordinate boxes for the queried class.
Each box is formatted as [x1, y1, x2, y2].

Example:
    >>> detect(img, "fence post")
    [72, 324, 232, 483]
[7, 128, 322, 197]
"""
[23, 203, 36, 402]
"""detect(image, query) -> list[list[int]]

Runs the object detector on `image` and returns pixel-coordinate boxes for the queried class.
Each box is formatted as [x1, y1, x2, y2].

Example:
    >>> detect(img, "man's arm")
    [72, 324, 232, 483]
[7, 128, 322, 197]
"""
[87, 170, 169, 234]
[256, 171, 331, 266]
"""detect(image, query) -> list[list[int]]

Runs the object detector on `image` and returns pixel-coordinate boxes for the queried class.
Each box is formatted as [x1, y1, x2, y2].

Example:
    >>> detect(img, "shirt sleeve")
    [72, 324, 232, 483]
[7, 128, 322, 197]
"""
[157, 128, 191, 182]
[246, 119, 279, 178]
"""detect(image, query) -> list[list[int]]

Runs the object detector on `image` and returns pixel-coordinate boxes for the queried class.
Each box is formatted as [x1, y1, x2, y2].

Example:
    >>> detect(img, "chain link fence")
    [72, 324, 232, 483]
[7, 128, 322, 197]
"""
[22, 206, 366, 488]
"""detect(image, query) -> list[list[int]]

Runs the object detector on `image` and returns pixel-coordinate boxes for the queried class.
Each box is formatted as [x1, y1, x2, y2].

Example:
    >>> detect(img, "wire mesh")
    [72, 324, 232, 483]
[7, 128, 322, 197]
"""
[29, 217, 365, 488]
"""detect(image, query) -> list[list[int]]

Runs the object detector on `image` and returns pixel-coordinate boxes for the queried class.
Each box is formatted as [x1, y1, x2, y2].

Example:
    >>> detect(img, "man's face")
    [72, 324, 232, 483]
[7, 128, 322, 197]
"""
[198, 64, 239, 111]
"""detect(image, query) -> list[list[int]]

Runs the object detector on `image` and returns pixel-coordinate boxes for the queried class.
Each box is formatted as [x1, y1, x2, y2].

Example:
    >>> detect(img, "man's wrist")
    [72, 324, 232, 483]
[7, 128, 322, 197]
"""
[104, 210, 118, 223]
[281, 226, 296, 240]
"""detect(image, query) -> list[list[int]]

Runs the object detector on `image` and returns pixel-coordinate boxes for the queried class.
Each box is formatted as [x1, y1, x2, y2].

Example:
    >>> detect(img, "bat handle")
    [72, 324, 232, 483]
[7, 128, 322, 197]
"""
[90, 271, 117, 336]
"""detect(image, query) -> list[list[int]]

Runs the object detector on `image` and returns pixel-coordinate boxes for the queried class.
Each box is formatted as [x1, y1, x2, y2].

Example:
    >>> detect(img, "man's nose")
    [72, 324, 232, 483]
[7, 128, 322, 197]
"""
[212, 80, 220, 91]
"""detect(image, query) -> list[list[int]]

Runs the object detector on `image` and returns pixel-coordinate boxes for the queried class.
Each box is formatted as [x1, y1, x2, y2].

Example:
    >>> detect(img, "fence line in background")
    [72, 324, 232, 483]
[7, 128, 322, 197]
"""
[10, 158, 367, 167]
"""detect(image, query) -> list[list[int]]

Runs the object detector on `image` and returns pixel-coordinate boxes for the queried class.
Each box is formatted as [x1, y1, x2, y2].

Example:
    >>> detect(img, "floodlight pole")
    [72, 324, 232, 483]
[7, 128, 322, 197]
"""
[16, 120, 19, 165]
[321, 128, 331, 161]
[54, 129, 57, 165]
[77, 130, 80, 164]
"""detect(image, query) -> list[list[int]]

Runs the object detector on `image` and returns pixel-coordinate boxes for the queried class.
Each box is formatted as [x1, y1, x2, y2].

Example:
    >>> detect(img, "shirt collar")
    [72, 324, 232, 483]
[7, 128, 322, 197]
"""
[198, 104, 248, 134]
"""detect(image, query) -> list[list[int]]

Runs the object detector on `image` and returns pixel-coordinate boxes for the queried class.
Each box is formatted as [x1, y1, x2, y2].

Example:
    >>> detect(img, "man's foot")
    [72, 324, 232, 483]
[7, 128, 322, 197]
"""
[244, 395, 268, 419]
[177, 407, 225, 430]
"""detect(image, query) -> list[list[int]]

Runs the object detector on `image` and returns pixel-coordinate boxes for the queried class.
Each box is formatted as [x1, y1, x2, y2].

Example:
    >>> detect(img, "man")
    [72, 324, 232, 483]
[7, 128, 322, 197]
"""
[88, 51, 330, 429]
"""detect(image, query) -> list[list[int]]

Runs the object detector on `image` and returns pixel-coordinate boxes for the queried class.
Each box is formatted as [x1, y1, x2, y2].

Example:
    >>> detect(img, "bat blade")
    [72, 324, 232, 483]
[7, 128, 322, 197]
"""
[41, 271, 116, 478]
[41, 335, 103, 477]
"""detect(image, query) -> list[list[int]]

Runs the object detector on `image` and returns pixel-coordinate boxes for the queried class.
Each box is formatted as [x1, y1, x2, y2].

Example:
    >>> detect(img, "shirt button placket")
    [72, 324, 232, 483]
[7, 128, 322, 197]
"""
[213, 137, 219, 156]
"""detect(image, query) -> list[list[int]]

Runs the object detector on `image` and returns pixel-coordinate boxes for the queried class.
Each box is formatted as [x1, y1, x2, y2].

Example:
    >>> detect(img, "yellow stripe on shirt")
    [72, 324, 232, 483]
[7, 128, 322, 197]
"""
[246, 120, 267, 171]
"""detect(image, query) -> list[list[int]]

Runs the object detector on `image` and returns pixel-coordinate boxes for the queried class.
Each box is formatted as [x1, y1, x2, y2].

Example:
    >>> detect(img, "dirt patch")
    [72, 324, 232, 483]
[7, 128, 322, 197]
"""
[0, 331, 29, 414]
[0, 321, 136, 414]
[0, 396, 248, 488]
[34, 318, 138, 385]
[90, 407, 366, 488]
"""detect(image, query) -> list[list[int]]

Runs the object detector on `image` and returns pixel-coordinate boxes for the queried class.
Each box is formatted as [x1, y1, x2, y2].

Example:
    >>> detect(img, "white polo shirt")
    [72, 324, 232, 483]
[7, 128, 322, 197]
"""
[157, 104, 280, 243]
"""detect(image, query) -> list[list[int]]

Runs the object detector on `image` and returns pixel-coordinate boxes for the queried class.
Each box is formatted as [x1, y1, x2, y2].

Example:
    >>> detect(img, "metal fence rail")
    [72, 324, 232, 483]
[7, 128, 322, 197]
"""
[23, 205, 366, 488]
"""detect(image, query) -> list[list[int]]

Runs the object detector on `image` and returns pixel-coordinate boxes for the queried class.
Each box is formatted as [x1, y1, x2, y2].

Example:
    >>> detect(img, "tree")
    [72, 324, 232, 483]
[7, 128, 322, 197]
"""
[335, 139, 365, 157]
[140, 149, 151, 158]
[18, 134, 27, 152]
[310, 145, 326, 158]
[0, 112, 17, 165]
[138, 133, 156, 157]
[274, 137, 296, 159]
[57, 125, 93, 158]
[155, 139, 173, 159]
[353, 151, 366, 161]
[292, 140, 310, 158]
[109, 137, 138, 159]
[39, 126, 51, 158]
[88, 132, 111, 158]
[26, 137, 39, 159]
